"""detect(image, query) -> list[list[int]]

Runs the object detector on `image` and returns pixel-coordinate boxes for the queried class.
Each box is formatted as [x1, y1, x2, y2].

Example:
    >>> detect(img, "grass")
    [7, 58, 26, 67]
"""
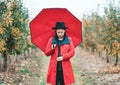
[72, 63, 97, 85]
[34, 73, 40, 78]
[39, 78, 46, 85]
[0, 81, 3, 85]
[19, 68, 31, 74]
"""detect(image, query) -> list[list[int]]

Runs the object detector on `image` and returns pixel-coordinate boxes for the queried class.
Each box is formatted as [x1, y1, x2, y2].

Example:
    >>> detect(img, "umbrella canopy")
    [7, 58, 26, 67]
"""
[30, 8, 82, 52]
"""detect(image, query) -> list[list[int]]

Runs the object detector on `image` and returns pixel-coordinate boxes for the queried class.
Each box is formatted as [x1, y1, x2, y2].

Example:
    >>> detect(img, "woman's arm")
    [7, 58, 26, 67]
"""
[45, 38, 55, 56]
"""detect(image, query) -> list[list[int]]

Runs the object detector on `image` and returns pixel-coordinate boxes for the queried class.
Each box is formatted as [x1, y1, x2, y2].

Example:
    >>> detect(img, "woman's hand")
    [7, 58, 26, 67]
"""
[52, 44, 56, 49]
[57, 56, 63, 61]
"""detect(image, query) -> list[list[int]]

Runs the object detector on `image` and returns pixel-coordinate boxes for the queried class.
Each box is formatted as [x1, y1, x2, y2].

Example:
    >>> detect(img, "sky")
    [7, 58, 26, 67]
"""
[22, 0, 116, 21]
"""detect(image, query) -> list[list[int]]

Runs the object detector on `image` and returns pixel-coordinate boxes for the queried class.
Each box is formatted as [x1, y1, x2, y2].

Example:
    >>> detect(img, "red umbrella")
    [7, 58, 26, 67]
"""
[30, 8, 82, 52]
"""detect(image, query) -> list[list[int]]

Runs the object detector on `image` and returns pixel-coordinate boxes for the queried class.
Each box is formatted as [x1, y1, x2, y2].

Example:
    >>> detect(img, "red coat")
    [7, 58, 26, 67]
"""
[45, 37, 75, 85]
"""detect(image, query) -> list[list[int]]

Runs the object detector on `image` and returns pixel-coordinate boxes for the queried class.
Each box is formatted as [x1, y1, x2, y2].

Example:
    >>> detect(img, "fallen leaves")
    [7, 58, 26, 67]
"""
[0, 53, 43, 85]
[102, 66, 120, 74]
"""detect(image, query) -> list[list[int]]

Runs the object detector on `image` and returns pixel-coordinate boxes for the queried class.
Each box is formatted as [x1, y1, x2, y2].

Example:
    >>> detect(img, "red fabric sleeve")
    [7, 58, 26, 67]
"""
[45, 38, 54, 56]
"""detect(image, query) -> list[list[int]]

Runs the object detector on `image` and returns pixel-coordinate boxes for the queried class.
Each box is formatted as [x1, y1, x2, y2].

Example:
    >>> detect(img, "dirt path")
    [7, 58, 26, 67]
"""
[72, 47, 120, 85]
[1, 47, 120, 85]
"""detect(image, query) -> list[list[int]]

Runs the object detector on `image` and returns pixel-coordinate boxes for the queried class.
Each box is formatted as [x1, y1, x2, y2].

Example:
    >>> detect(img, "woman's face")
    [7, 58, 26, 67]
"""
[56, 29, 65, 38]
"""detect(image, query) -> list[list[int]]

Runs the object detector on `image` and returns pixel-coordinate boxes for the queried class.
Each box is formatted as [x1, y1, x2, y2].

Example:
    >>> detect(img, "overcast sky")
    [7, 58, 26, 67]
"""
[22, 0, 119, 21]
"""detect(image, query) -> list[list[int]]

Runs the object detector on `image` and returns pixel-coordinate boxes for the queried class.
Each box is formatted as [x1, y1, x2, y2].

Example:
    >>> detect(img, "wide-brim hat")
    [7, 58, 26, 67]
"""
[52, 22, 68, 30]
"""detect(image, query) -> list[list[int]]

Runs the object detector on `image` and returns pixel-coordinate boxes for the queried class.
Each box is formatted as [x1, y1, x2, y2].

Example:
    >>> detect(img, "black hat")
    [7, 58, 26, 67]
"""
[52, 22, 68, 30]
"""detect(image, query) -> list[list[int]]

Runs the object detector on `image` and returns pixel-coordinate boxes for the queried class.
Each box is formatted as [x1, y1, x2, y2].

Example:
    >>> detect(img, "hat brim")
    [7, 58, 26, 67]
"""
[52, 27, 68, 30]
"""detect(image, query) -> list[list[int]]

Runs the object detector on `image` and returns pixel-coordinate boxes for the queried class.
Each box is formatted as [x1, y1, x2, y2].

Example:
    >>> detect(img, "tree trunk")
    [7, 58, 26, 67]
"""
[114, 53, 118, 66]
[15, 53, 18, 62]
[98, 51, 101, 57]
[2, 53, 7, 72]
[106, 51, 109, 63]
[24, 50, 27, 60]
[8, 56, 11, 64]
[31, 48, 35, 55]
[28, 48, 30, 55]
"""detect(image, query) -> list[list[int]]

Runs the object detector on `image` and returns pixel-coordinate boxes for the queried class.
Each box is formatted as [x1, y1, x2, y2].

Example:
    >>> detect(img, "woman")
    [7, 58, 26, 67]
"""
[45, 22, 75, 85]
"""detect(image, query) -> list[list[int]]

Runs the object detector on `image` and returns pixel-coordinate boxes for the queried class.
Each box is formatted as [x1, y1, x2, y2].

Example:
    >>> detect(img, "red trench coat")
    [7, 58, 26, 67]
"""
[45, 37, 75, 85]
